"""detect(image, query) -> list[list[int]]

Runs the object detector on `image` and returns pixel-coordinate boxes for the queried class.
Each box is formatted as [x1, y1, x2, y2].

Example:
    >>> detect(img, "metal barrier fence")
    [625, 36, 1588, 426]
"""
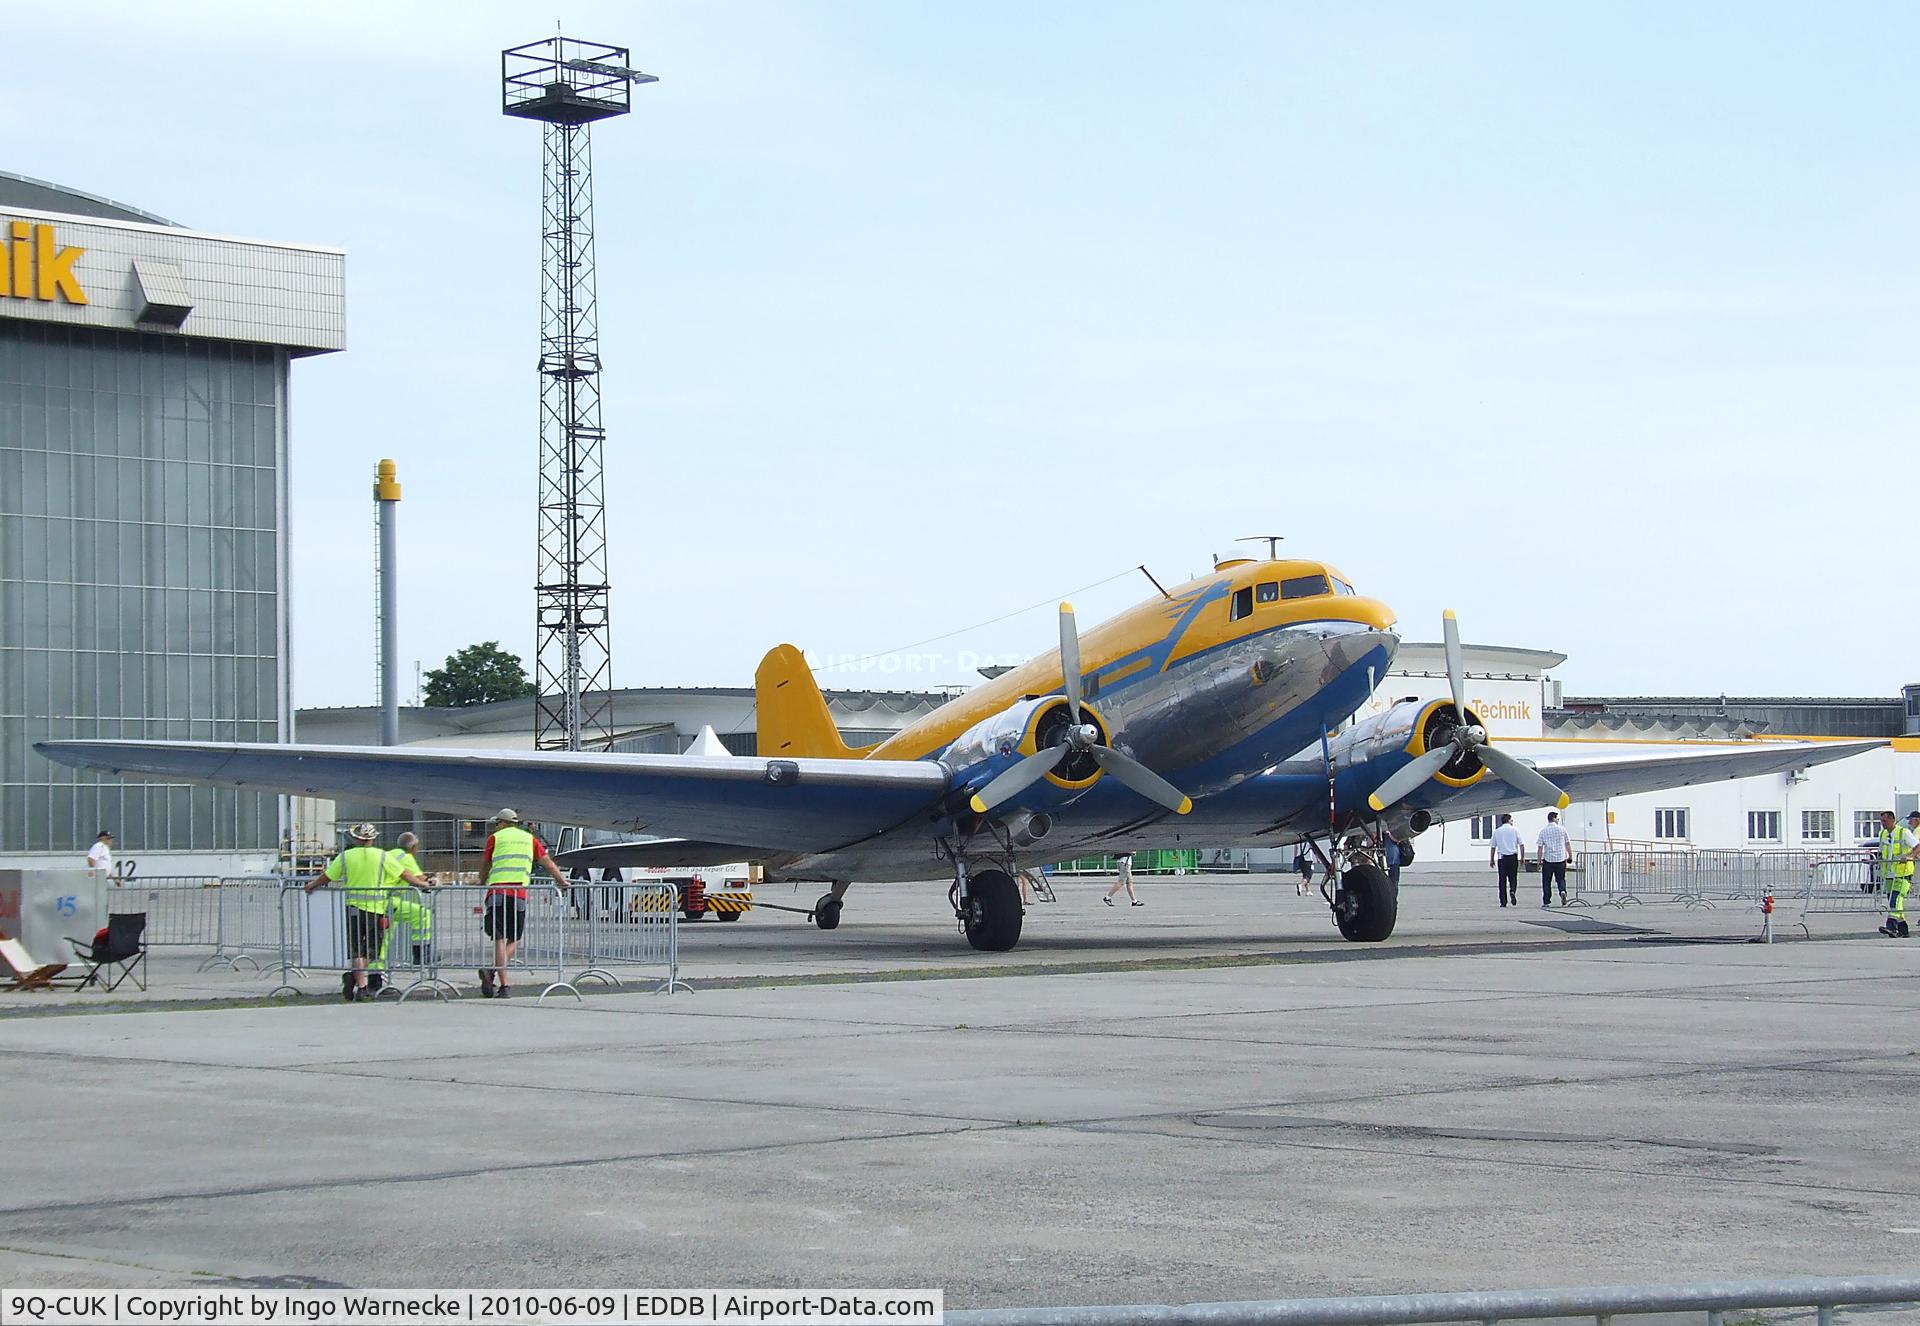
[274, 879, 686, 1003]
[92, 874, 689, 1000]
[1571, 848, 1885, 916]
[108, 876, 289, 971]
[946, 1271, 1920, 1325]
[573, 882, 690, 993]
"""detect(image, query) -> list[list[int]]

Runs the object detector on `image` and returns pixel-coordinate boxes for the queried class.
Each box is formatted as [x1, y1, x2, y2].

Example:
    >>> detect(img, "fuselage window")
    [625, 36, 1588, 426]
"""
[1229, 587, 1254, 620]
[1255, 581, 1279, 604]
[1280, 573, 1331, 600]
[1332, 578, 1356, 596]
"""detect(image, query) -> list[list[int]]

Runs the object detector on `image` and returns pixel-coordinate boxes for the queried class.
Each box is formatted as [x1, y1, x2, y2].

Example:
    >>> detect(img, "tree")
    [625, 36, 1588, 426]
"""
[422, 641, 535, 708]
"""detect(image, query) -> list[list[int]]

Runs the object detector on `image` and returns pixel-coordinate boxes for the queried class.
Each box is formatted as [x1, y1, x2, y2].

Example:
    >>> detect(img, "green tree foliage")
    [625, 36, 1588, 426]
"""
[422, 641, 534, 708]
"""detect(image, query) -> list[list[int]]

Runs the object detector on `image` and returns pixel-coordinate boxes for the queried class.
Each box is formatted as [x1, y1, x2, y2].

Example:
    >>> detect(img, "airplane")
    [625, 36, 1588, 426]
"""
[37, 554, 1880, 952]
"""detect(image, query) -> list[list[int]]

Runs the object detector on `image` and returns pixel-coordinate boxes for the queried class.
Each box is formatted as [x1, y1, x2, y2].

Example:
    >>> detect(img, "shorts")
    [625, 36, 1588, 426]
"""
[484, 896, 527, 942]
[346, 906, 386, 961]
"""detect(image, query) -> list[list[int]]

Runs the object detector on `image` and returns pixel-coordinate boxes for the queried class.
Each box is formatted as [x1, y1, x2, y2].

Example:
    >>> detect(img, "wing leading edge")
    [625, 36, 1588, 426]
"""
[34, 740, 952, 854]
[1409, 738, 1887, 820]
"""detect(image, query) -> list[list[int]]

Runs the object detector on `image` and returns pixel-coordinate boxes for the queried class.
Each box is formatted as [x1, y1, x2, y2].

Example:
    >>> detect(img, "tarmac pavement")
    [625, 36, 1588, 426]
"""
[0, 870, 1914, 1312]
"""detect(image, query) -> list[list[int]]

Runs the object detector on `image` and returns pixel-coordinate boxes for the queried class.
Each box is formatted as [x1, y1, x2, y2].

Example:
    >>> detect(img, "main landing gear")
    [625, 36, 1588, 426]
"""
[1333, 858, 1397, 942]
[949, 860, 1023, 952]
[1307, 837, 1399, 943]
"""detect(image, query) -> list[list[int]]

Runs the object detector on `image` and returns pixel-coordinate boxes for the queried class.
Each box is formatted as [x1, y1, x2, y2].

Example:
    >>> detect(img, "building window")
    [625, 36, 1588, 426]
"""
[1746, 810, 1781, 843]
[1469, 814, 1494, 842]
[1856, 811, 1884, 843]
[1801, 809, 1835, 842]
[1654, 808, 1689, 841]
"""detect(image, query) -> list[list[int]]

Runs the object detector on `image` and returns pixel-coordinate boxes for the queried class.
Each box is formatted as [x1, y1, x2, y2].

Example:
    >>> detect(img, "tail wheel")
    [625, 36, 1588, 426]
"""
[813, 895, 843, 930]
[1335, 861, 1398, 942]
[963, 869, 1024, 952]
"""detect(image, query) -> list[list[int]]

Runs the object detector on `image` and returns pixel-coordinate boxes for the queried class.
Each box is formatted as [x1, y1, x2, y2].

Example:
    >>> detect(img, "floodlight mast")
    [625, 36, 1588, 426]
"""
[501, 35, 653, 752]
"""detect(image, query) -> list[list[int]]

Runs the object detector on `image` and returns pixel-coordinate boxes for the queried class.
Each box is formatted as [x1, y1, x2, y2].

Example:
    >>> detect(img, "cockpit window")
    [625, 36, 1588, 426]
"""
[1229, 586, 1253, 620]
[1281, 574, 1331, 600]
[1255, 581, 1279, 604]
[1332, 578, 1356, 596]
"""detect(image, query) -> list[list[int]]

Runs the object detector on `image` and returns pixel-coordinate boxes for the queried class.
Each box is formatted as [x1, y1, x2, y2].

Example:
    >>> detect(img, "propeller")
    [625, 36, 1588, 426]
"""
[970, 602, 1193, 818]
[1366, 609, 1570, 814]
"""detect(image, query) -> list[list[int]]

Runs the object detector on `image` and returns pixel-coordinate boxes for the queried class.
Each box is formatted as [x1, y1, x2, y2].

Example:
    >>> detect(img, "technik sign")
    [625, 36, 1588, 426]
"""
[0, 220, 87, 304]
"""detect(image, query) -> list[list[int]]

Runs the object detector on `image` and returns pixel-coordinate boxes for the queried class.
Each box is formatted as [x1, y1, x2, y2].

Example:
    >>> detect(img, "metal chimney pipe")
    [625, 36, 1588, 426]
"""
[375, 459, 402, 747]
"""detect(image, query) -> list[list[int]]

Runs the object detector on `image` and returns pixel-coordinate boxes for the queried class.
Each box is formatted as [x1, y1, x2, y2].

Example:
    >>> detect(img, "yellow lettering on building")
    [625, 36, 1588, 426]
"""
[34, 224, 86, 303]
[0, 222, 88, 305]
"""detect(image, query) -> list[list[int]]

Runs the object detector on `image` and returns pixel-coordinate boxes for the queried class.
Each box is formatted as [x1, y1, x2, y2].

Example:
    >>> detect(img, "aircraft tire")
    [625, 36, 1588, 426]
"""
[813, 895, 843, 930]
[1336, 861, 1397, 943]
[964, 869, 1024, 952]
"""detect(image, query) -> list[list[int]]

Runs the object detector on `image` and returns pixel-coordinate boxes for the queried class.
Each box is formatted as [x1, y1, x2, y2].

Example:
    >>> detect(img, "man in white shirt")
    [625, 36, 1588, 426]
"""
[1489, 814, 1522, 908]
[85, 830, 119, 883]
[1537, 811, 1574, 906]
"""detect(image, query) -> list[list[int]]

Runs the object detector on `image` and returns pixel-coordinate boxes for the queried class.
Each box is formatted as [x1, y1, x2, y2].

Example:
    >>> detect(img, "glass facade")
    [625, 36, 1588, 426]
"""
[0, 321, 288, 854]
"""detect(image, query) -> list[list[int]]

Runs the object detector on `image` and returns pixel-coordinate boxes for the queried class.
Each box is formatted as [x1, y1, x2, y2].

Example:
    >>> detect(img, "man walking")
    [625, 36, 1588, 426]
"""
[1490, 814, 1522, 907]
[1877, 810, 1914, 938]
[1103, 852, 1142, 907]
[1537, 811, 1574, 906]
[84, 830, 120, 883]
[478, 808, 569, 997]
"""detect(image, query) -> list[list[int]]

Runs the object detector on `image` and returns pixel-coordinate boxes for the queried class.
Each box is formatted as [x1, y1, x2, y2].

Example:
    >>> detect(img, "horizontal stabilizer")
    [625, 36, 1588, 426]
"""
[556, 839, 763, 870]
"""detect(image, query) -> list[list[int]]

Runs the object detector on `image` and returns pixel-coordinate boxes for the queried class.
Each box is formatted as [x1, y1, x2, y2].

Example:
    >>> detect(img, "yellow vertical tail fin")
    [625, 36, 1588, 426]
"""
[756, 645, 865, 759]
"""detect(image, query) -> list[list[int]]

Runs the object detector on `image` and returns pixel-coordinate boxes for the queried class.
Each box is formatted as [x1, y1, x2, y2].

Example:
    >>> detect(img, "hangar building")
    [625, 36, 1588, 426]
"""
[0, 173, 343, 871]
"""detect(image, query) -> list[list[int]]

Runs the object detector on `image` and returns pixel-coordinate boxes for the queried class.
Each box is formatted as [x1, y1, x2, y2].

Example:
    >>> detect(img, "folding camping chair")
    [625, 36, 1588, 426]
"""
[0, 937, 67, 991]
[65, 913, 148, 992]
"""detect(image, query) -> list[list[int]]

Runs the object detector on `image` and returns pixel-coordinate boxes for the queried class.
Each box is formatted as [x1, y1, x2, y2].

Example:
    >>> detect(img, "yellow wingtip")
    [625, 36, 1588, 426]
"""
[968, 795, 988, 815]
[1176, 797, 1193, 815]
[1367, 794, 1387, 812]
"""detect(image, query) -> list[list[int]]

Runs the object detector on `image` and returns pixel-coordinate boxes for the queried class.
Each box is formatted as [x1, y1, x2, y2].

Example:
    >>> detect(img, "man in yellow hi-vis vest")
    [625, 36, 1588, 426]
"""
[306, 823, 431, 1000]
[373, 831, 437, 979]
[1878, 810, 1914, 938]
[478, 808, 569, 998]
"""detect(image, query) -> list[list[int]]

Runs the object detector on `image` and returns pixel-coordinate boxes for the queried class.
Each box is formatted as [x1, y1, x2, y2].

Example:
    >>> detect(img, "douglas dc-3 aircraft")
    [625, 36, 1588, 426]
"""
[39, 556, 1879, 952]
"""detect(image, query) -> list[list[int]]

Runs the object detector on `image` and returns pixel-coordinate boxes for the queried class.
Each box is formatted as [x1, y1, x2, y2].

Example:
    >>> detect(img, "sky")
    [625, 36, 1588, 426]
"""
[5, 2, 1915, 707]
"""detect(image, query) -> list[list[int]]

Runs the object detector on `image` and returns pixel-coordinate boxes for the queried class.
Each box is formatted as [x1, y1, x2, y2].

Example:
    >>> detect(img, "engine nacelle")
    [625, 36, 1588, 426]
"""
[942, 696, 1110, 804]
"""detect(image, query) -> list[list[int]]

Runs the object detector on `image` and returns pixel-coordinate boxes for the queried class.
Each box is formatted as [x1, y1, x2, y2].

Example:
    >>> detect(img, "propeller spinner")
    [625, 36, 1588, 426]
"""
[1365, 610, 1570, 814]
[969, 603, 1193, 818]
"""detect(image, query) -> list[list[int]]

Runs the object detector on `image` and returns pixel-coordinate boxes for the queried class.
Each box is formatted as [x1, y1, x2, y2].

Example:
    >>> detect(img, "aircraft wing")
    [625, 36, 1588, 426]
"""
[33, 740, 952, 854]
[1406, 738, 1886, 820]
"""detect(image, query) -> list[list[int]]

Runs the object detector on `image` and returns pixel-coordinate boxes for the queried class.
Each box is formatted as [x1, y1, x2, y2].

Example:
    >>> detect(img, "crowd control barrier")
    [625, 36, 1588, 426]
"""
[571, 881, 689, 993]
[108, 876, 292, 972]
[1571, 847, 1882, 915]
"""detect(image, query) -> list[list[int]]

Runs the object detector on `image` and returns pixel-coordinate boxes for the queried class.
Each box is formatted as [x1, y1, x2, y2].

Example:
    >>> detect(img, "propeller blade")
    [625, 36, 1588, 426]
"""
[1365, 745, 1455, 813]
[969, 746, 1068, 814]
[1090, 746, 1193, 815]
[1059, 601, 1083, 722]
[1442, 609, 1468, 724]
[1479, 745, 1572, 810]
